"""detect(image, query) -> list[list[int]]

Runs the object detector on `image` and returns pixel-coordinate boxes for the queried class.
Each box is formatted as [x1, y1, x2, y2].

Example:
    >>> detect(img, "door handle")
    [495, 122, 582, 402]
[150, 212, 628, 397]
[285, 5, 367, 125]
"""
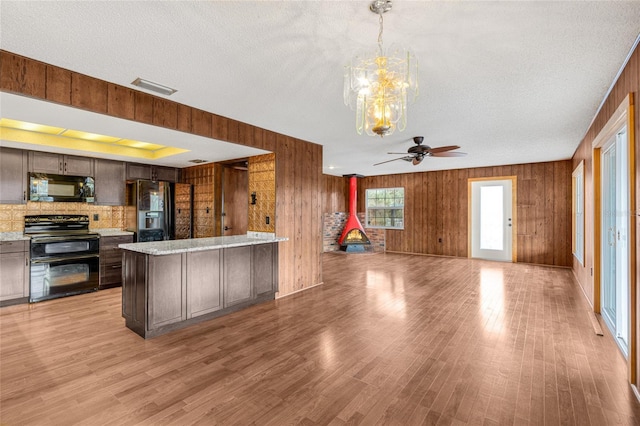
[608, 227, 615, 246]
[224, 226, 232, 231]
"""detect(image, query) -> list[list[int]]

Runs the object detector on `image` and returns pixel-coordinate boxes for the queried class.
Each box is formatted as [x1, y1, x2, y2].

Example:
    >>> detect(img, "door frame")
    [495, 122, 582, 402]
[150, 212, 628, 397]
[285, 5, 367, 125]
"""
[467, 176, 518, 263]
[592, 93, 635, 383]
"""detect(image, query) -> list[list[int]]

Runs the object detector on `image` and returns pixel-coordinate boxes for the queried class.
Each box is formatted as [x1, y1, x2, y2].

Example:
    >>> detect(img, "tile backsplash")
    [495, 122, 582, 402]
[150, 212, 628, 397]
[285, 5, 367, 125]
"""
[0, 202, 125, 232]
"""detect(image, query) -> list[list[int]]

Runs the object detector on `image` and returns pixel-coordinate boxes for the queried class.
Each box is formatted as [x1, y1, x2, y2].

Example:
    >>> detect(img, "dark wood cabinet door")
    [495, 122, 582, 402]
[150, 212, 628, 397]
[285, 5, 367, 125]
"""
[126, 163, 152, 180]
[154, 166, 178, 183]
[223, 246, 252, 307]
[148, 254, 185, 329]
[63, 155, 93, 176]
[186, 250, 222, 318]
[29, 152, 93, 176]
[0, 241, 29, 301]
[29, 151, 62, 174]
[0, 147, 27, 204]
[99, 235, 132, 288]
[94, 159, 125, 205]
[253, 243, 275, 296]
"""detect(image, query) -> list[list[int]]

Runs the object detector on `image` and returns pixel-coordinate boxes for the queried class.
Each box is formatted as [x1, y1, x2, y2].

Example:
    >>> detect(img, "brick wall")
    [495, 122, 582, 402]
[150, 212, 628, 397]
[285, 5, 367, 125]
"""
[323, 212, 385, 252]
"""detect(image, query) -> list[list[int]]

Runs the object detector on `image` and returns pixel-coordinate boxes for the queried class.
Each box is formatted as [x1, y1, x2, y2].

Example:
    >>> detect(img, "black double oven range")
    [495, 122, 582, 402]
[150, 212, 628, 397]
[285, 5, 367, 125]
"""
[25, 215, 100, 303]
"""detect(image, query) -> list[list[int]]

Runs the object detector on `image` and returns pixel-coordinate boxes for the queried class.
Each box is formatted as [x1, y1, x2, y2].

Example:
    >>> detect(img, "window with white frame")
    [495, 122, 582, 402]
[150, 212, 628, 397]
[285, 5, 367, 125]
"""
[365, 187, 404, 229]
[572, 161, 584, 265]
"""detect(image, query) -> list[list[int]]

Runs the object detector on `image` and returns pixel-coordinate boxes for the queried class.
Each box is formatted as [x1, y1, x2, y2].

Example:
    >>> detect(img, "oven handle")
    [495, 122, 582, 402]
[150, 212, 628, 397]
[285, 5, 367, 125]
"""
[31, 254, 100, 264]
[30, 235, 100, 243]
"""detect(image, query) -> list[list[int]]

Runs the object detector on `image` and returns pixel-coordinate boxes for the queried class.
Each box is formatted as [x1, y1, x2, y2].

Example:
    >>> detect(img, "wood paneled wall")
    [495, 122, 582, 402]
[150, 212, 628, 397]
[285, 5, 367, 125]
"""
[571, 44, 640, 306]
[0, 50, 323, 297]
[570, 42, 639, 386]
[322, 174, 348, 214]
[351, 161, 572, 266]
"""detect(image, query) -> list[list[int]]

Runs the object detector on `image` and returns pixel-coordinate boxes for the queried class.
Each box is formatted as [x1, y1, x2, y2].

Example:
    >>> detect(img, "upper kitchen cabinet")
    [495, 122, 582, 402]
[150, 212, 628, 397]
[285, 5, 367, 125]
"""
[0, 147, 28, 204]
[126, 163, 179, 182]
[94, 159, 125, 205]
[29, 151, 94, 176]
[154, 166, 179, 182]
[126, 163, 151, 180]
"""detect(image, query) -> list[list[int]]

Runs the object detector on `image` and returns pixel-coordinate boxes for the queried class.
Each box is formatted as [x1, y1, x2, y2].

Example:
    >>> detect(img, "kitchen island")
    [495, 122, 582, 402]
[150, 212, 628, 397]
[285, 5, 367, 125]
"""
[119, 235, 286, 338]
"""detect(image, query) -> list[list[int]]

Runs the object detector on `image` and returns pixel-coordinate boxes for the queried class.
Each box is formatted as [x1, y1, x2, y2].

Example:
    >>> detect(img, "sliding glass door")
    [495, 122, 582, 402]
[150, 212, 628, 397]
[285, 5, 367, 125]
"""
[601, 126, 629, 357]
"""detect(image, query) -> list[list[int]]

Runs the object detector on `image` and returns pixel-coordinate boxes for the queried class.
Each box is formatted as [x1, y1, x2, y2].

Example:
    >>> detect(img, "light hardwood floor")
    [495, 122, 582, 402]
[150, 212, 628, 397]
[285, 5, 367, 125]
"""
[1, 253, 639, 425]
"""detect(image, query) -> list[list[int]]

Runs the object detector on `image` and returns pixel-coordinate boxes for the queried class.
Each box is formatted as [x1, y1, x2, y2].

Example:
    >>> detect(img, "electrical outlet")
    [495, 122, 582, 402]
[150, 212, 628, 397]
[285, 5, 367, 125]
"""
[266, 216, 270, 225]
[93, 214, 99, 221]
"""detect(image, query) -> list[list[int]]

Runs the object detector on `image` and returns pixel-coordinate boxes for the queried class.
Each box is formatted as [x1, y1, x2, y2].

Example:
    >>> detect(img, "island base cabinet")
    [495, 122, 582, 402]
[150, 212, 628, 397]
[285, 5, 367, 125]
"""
[148, 254, 186, 330]
[224, 246, 252, 307]
[122, 243, 279, 338]
[253, 243, 277, 297]
[122, 251, 147, 336]
[187, 250, 222, 318]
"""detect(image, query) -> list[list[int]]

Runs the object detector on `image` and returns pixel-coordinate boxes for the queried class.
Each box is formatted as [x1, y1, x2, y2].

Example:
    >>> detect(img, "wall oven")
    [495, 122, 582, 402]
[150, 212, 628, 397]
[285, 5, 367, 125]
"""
[25, 215, 99, 302]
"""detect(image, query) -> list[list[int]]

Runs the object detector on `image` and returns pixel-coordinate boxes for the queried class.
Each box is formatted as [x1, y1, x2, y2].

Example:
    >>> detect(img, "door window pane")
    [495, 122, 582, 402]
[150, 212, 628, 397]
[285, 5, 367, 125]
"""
[480, 186, 503, 250]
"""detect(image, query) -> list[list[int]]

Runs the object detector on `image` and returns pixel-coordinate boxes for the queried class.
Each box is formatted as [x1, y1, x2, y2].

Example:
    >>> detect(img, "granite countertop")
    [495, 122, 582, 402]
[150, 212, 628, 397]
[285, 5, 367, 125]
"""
[0, 232, 30, 242]
[92, 228, 135, 237]
[119, 235, 288, 255]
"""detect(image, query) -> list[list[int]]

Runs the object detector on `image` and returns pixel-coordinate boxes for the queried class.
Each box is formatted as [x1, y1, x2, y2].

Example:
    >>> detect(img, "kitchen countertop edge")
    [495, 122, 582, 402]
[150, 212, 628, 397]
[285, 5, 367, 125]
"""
[119, 236, 288, 256]
[93, 229, 135, 237]
[0, 232, 30, 242]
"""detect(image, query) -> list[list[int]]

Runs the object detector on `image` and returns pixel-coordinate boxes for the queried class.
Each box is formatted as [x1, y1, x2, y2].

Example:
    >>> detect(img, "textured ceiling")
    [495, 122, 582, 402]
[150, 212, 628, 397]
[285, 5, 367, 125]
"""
[1, 1, 639, 176]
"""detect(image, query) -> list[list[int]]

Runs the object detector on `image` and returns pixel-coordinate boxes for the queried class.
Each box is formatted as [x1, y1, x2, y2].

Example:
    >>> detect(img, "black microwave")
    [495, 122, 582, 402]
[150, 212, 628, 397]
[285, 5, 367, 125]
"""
[29, 173, 95, 203]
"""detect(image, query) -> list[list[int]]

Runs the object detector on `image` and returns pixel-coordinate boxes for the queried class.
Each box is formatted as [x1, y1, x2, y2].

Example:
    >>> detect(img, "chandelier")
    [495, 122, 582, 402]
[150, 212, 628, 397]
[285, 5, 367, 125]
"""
[344, 0, 418, 137]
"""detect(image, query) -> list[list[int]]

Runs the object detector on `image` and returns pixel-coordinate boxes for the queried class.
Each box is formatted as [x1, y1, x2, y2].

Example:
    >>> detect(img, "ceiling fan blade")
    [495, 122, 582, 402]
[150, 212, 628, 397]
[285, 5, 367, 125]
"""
[428, 145, 461, 154]
[412, 156, 423, 166]
[373, 156, 412, 166]
[430, 152, 467, 157]
[387, 152, 409, 155]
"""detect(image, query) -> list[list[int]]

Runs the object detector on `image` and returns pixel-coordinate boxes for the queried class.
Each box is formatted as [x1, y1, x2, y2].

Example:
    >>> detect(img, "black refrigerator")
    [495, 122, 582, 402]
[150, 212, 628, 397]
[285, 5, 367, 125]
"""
[125, 180, 193, 242]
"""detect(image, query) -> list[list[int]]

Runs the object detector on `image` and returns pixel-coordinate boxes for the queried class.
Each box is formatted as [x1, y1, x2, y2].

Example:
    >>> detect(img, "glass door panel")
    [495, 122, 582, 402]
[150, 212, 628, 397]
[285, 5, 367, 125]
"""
[601, 126, 629, 357]
[601, 142, 616, 329]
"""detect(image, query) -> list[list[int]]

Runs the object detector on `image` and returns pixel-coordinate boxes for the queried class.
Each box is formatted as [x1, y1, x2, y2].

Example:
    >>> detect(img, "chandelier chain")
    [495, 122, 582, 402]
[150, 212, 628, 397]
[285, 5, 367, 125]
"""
[377, 12, 384, 53]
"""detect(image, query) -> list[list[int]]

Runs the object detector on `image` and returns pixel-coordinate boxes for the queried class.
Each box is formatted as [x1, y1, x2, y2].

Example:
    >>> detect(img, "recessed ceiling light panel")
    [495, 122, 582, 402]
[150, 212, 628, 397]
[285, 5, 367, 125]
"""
[131, 78, 177, 96]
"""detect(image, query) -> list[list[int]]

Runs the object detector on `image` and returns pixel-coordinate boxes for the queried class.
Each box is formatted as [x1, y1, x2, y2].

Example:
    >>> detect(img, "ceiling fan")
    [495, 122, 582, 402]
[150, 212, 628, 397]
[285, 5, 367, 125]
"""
[373, 136, 467, 166]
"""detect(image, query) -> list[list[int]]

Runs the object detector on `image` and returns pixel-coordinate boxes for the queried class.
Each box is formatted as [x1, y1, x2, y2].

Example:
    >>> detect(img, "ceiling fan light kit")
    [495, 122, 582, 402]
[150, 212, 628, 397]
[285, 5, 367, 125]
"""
[343, 0, 418, 137]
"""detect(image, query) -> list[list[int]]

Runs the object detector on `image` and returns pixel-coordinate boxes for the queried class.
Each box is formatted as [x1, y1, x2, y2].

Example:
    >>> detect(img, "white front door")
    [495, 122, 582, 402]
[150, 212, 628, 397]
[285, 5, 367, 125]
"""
[470, 179, 514, 262]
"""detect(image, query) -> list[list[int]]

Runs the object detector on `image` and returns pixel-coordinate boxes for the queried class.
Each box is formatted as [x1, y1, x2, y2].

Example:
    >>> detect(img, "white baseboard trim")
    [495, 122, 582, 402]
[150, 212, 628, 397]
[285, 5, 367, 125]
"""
[632, 384, 640, 404]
